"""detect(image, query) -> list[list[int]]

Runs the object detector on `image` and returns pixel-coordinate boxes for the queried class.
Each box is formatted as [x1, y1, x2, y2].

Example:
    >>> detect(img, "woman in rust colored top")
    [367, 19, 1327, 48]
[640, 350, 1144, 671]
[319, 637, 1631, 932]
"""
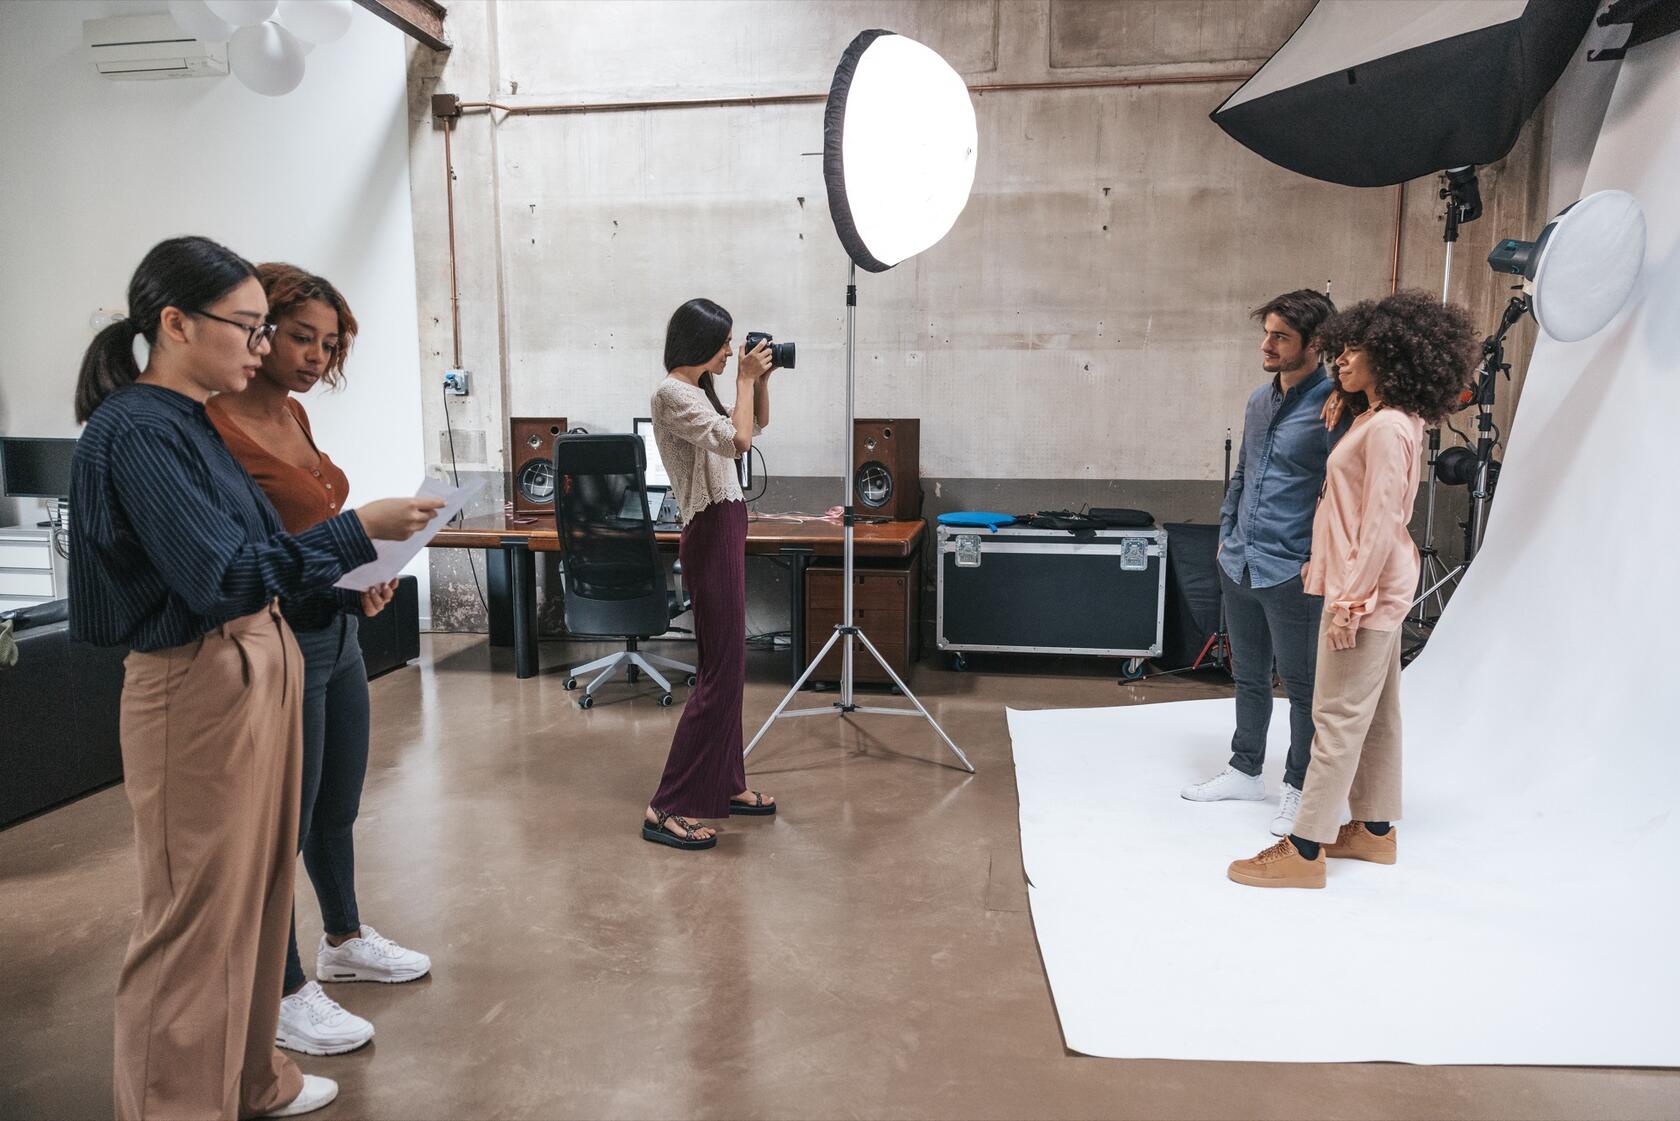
[1228, 291, 1477, 890]
[209, 265, 431, 1058]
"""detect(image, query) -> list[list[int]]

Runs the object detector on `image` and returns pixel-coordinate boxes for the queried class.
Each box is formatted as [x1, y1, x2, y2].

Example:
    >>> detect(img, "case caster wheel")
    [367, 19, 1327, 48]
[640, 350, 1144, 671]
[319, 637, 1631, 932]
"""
[1120, 658, 1146, 682]
[686, 674, 698, 687]
[659, 693, 674, 707]
[577, 694, 594, 710]
[950, 654, 968, 672]
[563, 677, 578, 691]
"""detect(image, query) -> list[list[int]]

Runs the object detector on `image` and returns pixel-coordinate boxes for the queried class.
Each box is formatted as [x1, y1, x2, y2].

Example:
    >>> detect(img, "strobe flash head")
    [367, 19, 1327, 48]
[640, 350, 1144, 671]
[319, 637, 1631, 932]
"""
[1485, 189, 1646, 342]
[1487, 233, 1544, 279]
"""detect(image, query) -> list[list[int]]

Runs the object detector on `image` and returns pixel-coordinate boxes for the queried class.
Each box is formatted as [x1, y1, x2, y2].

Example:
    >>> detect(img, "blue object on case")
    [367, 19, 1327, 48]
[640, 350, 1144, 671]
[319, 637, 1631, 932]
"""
[936, 511, 1016, 533]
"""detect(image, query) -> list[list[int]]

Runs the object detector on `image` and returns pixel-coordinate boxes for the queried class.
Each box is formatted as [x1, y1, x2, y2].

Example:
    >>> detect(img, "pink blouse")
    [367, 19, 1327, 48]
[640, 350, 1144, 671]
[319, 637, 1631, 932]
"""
[1303, 408, 1425, 633]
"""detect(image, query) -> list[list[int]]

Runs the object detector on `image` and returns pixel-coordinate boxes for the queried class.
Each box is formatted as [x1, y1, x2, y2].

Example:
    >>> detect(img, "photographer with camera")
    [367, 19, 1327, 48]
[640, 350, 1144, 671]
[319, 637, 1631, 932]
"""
[642, 298, 780, 850]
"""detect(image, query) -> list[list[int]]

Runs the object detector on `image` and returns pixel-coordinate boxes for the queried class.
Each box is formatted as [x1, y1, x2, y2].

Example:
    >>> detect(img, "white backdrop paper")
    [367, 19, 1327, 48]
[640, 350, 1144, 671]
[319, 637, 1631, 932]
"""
[1009, 35, 1680, 1066]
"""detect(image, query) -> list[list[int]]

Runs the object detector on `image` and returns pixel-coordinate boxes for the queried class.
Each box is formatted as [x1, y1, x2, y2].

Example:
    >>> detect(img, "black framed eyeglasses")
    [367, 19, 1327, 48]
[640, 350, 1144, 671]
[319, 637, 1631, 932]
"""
[194, 309, 278, 353]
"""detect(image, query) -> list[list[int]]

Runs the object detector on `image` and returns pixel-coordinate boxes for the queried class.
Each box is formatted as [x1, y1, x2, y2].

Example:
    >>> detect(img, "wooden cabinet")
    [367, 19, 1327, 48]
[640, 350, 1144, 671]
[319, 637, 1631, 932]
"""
[804, 560, 920, 684]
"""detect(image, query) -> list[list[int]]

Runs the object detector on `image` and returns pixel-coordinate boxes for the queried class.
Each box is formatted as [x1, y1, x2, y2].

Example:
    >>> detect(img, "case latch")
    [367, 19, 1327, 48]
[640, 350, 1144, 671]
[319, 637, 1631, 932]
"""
[1120, 538, 1148, 572]
[955, 534, 983, 568]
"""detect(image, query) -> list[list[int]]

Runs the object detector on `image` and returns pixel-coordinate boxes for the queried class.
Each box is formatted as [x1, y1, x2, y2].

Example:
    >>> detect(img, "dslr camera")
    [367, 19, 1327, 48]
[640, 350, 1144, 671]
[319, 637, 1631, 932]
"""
[743, 331, 796, 370]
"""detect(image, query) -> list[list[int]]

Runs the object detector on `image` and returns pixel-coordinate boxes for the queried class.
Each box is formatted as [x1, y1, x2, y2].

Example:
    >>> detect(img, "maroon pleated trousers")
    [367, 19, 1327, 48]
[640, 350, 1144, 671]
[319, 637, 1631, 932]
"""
[651, 499, 748, 818]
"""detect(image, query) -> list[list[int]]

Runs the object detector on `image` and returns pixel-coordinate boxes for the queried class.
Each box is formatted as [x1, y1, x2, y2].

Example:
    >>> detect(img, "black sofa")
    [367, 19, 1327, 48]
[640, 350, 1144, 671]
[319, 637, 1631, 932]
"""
[0, 575, 421, 829]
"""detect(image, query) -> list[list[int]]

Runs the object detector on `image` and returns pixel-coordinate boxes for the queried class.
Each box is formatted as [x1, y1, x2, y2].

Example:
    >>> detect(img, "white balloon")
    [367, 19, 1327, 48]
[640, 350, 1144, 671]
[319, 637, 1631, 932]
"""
[228, 21, 307, 97]
[168, 0, 235, 43]
[276, 0, 353, 44]
[206, 0, 278, 28]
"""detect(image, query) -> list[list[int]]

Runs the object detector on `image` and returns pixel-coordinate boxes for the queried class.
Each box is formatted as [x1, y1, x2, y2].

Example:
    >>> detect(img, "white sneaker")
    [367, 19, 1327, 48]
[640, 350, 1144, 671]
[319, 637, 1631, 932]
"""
[1271, 783, 1303, 837]
[1180, 767, 1266, 802]
[264, 1074, 339, 1117]
[276, 981, 374, 1056]
[316, 925, 432, 984]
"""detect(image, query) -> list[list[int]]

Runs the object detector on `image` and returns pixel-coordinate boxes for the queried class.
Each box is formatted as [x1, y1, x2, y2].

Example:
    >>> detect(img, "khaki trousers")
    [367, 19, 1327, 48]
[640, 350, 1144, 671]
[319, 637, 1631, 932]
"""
[113, 603, 306, 1121]
[1292, 616, 1404, 844]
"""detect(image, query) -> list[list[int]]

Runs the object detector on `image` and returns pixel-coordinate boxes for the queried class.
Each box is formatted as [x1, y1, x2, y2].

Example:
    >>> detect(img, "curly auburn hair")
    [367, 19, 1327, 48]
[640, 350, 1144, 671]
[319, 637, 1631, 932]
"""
[255, 262, 358, 388]
[1315, 290, 1478, 424]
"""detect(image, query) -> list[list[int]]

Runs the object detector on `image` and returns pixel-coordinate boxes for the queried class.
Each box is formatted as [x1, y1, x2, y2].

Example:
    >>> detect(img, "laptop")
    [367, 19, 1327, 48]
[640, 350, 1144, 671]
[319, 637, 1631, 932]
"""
[621, 484, 681, 530]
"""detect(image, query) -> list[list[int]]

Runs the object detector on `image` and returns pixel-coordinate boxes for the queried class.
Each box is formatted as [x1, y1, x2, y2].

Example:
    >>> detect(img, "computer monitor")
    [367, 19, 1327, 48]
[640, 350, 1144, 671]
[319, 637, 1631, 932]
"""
[631, 417, 670, 488]
[633, 416, 750, 490]
[0, 437, 77, 498]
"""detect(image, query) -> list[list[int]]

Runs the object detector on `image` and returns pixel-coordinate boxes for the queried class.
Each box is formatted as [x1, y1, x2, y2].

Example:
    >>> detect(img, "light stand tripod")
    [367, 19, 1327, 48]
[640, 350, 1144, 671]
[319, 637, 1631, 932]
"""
[1409, 166, 1485, 630]
[1414, 293, 1525, 609]
[1190, 427, 1235, 673]
[744, 263, 974, 773]
[1408, 428, 1456, 627]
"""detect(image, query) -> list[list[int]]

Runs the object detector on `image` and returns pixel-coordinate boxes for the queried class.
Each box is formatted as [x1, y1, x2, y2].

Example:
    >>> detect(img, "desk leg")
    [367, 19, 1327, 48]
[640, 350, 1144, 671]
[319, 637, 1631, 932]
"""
[786, 551, 810, 687]
[487, 547, 513, 648]
[510, 546, 538, 679]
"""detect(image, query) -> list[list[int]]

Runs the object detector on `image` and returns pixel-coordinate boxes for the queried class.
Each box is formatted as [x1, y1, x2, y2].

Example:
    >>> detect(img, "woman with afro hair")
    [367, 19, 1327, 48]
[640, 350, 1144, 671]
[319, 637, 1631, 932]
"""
[1228, 289, 1477, 889]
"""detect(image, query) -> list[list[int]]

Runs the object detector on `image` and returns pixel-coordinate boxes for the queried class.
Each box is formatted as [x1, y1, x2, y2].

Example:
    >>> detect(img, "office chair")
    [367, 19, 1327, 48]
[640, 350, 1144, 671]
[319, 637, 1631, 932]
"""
[552, 433, 695, 709]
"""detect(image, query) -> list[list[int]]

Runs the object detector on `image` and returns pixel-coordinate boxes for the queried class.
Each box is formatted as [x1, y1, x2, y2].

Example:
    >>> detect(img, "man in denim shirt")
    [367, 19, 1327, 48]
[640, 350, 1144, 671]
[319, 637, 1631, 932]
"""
[1183, 290, 1344, 836]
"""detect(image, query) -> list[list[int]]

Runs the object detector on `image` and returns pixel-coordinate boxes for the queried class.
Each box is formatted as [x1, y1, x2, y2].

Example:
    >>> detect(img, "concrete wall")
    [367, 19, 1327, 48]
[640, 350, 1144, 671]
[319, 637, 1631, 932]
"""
[407, 0, 1554, 634]
[0, 1, 429, 615]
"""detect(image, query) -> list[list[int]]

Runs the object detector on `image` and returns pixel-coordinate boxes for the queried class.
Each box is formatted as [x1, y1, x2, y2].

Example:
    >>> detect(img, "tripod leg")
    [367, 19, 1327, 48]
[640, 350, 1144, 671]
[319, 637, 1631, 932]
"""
[852, 628, 974, 773]
[745, 625, 844, 758]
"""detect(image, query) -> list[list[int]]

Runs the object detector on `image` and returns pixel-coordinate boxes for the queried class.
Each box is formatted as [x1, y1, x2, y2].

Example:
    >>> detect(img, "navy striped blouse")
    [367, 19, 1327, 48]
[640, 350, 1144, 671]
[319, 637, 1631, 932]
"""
[68, 384, 376, 651]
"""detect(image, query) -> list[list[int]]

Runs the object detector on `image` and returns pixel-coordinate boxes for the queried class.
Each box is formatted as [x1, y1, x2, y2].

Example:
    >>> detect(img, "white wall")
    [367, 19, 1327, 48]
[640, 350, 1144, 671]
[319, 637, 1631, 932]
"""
[0, 0, 430, 614]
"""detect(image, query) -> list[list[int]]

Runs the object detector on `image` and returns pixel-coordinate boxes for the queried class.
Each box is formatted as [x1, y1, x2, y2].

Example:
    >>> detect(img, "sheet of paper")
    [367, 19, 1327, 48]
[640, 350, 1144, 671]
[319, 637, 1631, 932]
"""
[334, 478, 483, 590]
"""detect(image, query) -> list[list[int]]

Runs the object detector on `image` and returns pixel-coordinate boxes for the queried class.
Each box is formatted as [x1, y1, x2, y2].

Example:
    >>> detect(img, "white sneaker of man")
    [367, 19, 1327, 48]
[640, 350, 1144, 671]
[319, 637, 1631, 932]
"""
[1271, 783, 1303, 837]
[264, 1074, 339, 1118]
[316, 925, 432, 984]
[1180, 766, 1266, 802]
[276, 981, 374, 1056]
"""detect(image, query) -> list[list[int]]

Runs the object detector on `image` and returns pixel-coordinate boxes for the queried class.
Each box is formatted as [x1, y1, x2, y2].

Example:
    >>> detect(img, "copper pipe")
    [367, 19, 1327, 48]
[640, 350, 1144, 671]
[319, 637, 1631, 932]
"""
[443, 116, 462, 370]
[1390, 182, 1405, 294]
[455, 71, 1256, 117]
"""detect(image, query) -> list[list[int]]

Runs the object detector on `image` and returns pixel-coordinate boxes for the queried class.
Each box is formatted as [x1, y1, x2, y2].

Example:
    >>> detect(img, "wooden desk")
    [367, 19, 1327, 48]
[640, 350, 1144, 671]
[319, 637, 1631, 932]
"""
[430, 513, 925, 680]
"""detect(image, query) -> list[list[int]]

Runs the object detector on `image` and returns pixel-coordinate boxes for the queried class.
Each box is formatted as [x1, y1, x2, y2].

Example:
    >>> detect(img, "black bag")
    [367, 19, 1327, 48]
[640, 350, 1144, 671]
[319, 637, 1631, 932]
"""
[1088, 507, 1156, 528]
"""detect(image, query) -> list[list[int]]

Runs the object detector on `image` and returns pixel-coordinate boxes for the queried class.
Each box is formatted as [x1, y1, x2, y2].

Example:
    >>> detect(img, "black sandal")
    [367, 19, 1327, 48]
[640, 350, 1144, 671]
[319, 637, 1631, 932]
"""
[728, 791, 777, 817]
[642, 810, 717, 850]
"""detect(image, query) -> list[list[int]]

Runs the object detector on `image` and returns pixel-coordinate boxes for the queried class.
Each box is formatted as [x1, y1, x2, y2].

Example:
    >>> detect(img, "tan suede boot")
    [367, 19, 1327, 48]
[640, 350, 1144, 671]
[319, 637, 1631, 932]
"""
[1227, 837, 1326, 889]
[1324, 821, 1398, 864]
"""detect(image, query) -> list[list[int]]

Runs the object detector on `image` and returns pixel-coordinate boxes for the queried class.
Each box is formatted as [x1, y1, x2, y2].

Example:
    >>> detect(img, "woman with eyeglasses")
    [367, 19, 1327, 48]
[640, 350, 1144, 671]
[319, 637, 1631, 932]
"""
[209, 264, 430, 1059]
[69, 236, 443, 1120]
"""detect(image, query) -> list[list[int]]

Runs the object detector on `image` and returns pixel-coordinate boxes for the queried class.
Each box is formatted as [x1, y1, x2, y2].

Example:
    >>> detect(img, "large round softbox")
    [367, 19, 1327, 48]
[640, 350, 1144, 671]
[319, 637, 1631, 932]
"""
[823, 29, 978, 272]
[1210, 0, 1599, 188]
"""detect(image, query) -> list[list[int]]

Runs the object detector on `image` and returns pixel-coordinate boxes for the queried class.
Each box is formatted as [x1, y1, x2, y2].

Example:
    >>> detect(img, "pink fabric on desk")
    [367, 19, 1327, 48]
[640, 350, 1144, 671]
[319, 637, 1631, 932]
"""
[1303, 407, 1425, 633]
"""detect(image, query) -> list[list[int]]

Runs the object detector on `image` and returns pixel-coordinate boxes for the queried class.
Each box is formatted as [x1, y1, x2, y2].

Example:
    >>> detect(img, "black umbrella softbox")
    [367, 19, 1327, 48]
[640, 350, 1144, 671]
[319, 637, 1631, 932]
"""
[1211, 0, 1598, 188]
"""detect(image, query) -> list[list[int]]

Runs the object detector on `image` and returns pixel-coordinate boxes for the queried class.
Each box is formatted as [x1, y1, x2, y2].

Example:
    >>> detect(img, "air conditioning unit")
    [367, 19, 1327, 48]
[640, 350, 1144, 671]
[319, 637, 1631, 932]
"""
[83, 12, 228, 81]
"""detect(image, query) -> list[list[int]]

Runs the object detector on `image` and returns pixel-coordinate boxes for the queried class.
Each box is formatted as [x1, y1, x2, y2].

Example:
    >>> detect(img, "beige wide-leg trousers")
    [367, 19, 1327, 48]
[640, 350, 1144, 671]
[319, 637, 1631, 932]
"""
[113, 602, 306, 1121]
[1292, 616, 1404, 844]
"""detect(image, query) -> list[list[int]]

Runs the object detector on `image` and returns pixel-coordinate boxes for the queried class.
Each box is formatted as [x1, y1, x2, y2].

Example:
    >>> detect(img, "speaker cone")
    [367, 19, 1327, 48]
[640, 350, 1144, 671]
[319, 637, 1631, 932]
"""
[517, 458, 556, 504]
[856, 461, 893, 509]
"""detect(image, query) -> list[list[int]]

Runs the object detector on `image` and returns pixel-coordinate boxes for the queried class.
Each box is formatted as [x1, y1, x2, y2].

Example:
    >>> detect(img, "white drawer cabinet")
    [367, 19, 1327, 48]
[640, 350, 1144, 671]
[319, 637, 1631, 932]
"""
[0, 526, 64, 609]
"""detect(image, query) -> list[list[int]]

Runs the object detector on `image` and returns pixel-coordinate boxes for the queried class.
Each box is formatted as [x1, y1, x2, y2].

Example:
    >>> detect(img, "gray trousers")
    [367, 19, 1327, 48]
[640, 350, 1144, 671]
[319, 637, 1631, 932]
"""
[1221, 566, 1323, 791]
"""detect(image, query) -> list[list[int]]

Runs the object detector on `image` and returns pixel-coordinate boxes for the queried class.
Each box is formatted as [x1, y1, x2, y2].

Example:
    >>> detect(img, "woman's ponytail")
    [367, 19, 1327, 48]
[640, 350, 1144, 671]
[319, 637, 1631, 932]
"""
[72, 236, 257, 425]
[75, 319, 144, 424]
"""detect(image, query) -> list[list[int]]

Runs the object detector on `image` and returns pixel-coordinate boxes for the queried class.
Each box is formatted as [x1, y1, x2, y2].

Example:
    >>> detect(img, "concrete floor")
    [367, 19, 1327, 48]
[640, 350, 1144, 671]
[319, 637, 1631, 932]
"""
[2, 635, 1676, 1120]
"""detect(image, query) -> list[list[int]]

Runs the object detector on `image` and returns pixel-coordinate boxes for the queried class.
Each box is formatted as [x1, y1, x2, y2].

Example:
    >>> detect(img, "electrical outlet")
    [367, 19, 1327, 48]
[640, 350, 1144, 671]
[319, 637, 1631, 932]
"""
[443, 368, 471, 396]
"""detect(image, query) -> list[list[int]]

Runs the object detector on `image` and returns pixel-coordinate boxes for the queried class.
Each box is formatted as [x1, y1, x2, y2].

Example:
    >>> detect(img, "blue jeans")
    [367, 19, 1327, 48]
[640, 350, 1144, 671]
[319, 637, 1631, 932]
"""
[283, 614, 369, 994]
[1221, 566, 1321, 791]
